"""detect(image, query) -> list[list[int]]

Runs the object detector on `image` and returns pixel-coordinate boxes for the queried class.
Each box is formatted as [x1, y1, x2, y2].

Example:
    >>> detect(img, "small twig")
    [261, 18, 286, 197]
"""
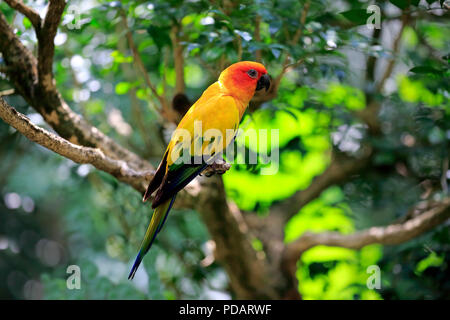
[201, 158, 231, 177]
[120, 10, 178, 123]
[442, 157, 449, 193]
[254, 15, 262, 62]
[249, 1, 312, 110]
[162, 47, 169, 97]
[251, 56, 306, 108]
[376, 14, 409, 91]
[170, 23, 186, 94]
[274, 0, 311, 90]
[281, 57, 306, 75]
[291, 0, 310, 46]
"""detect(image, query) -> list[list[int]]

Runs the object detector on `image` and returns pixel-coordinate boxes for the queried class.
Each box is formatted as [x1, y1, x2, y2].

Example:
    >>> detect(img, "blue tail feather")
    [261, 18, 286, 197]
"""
[128, 195, 176, 280]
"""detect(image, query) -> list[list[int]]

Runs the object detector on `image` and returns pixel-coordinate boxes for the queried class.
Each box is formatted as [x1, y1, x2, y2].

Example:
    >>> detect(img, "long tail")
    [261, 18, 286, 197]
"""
[128, 195, 176, 280]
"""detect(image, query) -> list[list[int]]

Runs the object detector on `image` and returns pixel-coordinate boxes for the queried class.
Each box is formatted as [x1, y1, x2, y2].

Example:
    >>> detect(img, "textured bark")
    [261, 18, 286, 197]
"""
[0, 12, 150, 172]
[37, 0, 66, 92]
[0, 98, 150, 192]
[0, 6, 272, 299]
[3, 0, 41, 30]
[271, 146, 373, 223]
[0, 13, 38, 99]
[171, 24, 186, 95]
[195, 177, 278, 299]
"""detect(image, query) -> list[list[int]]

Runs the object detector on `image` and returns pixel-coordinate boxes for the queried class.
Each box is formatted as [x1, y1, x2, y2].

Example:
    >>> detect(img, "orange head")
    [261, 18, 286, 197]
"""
[218, 61, 270, 103]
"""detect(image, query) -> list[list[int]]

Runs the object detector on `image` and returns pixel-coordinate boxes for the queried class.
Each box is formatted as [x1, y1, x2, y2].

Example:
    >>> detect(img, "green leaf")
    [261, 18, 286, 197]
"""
[136, 88, 149, 100]
[111, 50, 133, 64]
[22, 17, 32, 29]
[409, 66, 443, 75]
[85, 100, 104, 115]
[339, 9, 370, 26]
[390, 0, 408, 9]
[415, 252, 444, 275]
[137, 38, 155, 52]
[115, 82, 131, 95]
[209, 9, 232, 22]
[203, 47, 225, 61]
[390, 0, 419, 9]
[147, 25, 171, 49]
[251, 238, 264, 251]
[281, 108, 299, 121]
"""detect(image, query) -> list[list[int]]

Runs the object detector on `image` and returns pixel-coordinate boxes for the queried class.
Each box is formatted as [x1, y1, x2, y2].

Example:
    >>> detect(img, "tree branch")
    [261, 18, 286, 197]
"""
[36, 0, 66, 92]
[2, 3, 289, 301]
[0, 97, 151, 192]
[272, 13, 405, 219]
[0, 95, 277, 299]
[170, 23, 185, 94]
[272, 147, 373, 222]
[0, 12, 38, 98]
[0, 11, 151, 172]
[194, 176, 279, 299]
[3, 0, 42, 30]
[282, 198, 450, 288]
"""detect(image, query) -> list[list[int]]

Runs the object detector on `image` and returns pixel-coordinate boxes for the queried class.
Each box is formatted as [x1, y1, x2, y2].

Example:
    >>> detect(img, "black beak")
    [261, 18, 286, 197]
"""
[256, 74, 271, 92]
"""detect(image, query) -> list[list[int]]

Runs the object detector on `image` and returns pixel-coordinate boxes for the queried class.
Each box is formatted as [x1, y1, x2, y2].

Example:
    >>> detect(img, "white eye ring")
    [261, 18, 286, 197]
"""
[247, 69, 258, 79]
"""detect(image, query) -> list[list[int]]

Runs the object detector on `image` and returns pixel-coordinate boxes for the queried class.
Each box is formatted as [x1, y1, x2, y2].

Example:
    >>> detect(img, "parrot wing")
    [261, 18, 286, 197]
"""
[150, 94, 240, 208]
[142, 150, 168, 202]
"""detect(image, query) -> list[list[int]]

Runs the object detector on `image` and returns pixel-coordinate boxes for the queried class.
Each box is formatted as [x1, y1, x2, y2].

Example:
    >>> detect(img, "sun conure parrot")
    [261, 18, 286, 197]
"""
[128, 61, 270, 279]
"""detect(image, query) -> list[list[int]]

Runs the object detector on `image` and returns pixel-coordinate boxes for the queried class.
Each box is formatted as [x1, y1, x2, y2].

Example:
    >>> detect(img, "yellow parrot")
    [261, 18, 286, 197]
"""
[128, 61, 270, 279]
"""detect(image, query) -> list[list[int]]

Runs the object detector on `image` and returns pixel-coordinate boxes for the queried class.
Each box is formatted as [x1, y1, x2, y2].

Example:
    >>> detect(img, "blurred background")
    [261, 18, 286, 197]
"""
[0, 0, 449, 299]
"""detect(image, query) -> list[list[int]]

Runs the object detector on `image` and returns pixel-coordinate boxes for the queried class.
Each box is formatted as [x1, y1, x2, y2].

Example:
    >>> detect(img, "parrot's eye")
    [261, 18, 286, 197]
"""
[247, 69, 258, 79]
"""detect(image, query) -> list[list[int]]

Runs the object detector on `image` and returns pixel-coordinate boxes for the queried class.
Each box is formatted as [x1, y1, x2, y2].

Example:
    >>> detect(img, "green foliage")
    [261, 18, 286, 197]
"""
[1, 0, 449, 300]
[285, 188, 383, 300]
[298, 245, 383, 300]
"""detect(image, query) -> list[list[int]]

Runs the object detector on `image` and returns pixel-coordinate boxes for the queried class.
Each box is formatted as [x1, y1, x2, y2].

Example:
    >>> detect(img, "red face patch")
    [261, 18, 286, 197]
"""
[218, 61, 269, 103]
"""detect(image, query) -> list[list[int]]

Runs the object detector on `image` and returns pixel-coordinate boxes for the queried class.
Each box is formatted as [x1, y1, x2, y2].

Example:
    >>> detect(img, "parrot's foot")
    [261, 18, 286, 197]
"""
[201, 159, 231, 177]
